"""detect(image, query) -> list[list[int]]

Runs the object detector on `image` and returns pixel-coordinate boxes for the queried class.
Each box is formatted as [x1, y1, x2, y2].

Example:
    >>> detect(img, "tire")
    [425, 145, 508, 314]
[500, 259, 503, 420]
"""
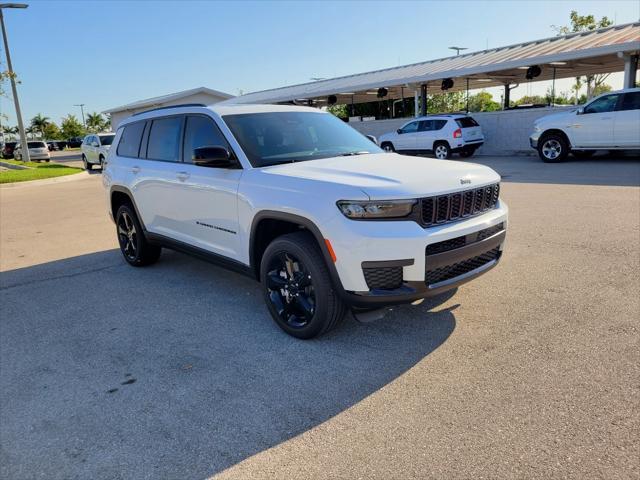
[572, 150, 595, 159]
[260, 231, 347, 339]
[82, 154, 92, 171]
[433, 142, 451, 159]
[381, 142, 395, 152]
[459, 148, 476, 158]
[115, 204, 161, 267]
[99, 155, 105, 169]
[538, 133, 569, 163]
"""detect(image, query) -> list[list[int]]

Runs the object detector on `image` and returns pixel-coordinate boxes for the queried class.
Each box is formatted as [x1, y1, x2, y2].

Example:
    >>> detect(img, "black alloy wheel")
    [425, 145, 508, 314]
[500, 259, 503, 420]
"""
[260, 232, 346, 339]
[115, 204, 161, 266]
[265, 251, 316, 329]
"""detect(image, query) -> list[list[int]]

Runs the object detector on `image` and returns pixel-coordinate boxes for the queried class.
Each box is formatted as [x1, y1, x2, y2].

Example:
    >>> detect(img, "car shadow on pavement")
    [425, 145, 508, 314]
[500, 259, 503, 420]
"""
[0, 249, 456, 479]
[473, 153, 640, 187]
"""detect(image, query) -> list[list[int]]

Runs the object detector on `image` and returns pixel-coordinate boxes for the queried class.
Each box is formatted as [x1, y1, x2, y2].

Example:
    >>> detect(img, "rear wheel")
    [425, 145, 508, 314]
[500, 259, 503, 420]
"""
[381, 142, 395, 152]
[433, 142, 451, 159]
[260, 231, 346, 339]
[82, 154, 92, 171]
[538, 133, 569, 163]
[115, 204, 161, 266]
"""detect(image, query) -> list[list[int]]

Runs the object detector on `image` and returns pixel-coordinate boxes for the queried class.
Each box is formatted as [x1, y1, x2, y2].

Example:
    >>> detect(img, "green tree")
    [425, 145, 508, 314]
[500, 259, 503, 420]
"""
[86, 112, 107, 133]
[514, 95, 547, 106]
[552, 11, 614, 99]
[42, 122, 63, 140]
[30, 113, 50, 139]
[327, 104, 348, 120]
[2, 125, 18, 139]
[427, 91, 465, 114]
[467, 91, 500, 112]
[61, 114, 86, 139]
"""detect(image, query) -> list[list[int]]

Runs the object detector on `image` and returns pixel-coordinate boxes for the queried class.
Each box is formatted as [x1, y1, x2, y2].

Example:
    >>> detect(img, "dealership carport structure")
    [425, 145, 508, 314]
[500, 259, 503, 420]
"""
[228, 23, 639, 154]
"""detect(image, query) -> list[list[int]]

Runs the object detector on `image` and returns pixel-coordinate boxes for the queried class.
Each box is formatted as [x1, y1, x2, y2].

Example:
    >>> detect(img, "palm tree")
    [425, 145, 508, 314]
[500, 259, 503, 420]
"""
[30, 113, 50, 139]
[86, 112, 105, 133]
[2, 125, 18, 140]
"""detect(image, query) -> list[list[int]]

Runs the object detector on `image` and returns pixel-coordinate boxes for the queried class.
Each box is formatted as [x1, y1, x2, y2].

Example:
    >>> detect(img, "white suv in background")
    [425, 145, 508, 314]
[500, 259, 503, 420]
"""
[14, 141, 50, 162]
[81, 133, 115, 170]
[104, 104, 507, 339]
[378, 114, 485, 159]
[530, 87, 640, 162]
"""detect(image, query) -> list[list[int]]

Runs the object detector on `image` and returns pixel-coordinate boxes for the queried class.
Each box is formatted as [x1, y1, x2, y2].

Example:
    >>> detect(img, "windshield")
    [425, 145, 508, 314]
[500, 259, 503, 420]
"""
[222, 111, 382, 167]
[98, 134, 115, 146]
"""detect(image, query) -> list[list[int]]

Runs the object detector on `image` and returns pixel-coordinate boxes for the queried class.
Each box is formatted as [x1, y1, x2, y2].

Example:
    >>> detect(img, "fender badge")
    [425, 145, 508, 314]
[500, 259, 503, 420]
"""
[460, 179, 471, 185]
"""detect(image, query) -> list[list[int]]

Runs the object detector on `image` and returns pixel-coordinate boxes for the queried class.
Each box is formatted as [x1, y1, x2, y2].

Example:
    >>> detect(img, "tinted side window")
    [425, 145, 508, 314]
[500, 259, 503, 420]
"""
[584, 94, 620, 114]
[183, 115, 230, 163]
[433, 120, 448, 130]
[401, 121, 419, 134]
[619, 92, 640, 111]
[418, 120, 432, 132]
[147, 117, 183, 162]
[116, 122, 145, 158]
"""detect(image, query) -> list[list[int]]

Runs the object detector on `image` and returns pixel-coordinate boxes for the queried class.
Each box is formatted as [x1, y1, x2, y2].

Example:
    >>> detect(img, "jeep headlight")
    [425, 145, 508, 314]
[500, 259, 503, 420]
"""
[337, 199, 416, 219]
[533, 124, 541, 132]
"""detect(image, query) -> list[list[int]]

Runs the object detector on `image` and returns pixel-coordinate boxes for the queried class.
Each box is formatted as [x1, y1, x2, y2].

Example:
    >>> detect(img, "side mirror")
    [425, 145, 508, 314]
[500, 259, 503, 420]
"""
[192, 145, 235, 168]
[576, 107, 584, 115]
[396, 128, 403, 134]
[92, 142, 100, 147]
[365, 134, 378, 145]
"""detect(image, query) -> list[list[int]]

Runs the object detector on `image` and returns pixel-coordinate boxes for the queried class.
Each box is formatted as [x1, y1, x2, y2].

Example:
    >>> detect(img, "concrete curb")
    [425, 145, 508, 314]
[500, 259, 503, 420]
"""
[0, 171, 90, 189]
[0, 160, 31, 170]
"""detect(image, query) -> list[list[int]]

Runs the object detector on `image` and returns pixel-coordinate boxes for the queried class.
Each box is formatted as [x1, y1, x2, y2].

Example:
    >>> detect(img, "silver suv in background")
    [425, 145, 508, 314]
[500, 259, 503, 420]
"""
[81, 133, 115, 170]
[378, 114, 484, 159]
[530, 88, 640, 162]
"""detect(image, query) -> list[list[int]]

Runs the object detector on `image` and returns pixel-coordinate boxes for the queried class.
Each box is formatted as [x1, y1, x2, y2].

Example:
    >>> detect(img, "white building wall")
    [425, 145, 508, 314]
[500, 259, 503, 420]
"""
[109, 93, 229, 130]
[349, 106, 574, 155]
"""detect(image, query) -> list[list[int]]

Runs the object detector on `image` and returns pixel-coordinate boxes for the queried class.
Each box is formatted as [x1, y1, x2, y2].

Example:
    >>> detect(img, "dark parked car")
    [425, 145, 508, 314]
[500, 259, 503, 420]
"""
[66, 137, 83, 148]
[46, 140, 67, 151]
[2, 141, 17, 159]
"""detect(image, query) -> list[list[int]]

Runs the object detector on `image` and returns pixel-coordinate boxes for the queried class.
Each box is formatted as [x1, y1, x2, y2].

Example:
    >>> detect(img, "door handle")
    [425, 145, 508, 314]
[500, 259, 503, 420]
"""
[131, 166, 141, 174]
[176, 171, 190, 181]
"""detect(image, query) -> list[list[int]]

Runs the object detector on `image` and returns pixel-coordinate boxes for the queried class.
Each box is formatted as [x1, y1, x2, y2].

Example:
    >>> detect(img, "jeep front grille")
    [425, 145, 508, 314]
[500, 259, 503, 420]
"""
[421, 183, 500, 227]
[425, 247, 501, 286]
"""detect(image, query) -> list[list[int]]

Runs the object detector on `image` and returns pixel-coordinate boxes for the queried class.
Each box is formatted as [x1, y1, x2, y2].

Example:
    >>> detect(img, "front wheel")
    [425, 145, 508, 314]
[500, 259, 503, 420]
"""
[433, 142, 451, 159]
[99, 155, 105, 169]
[82, 154, 92, 171]
[115, 204, 161, 266]
[260, 232, 347, 339]
[538, 134, 569, 163]
[381, 142, 395, 152]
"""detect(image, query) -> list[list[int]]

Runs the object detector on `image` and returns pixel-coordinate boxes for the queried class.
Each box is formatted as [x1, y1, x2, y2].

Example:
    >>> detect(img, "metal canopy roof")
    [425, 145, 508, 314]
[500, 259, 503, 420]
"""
[227, 22, 640, 105]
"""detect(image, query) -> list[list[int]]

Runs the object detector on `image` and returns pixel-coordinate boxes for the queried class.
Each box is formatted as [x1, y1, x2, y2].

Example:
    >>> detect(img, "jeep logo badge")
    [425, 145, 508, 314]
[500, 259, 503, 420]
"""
[460, 179, 471, 185]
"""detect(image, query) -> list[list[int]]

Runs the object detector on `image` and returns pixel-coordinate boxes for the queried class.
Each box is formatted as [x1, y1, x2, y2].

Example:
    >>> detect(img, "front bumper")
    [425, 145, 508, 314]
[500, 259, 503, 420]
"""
[529, 132, 540, 149]
[28, 153, 50, 160]
[328, 201, 508, 307]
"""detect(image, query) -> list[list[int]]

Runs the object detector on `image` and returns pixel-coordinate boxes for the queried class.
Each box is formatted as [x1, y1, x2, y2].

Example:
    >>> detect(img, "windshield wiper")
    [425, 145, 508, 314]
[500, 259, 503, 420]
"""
[339, 151, 370, 156]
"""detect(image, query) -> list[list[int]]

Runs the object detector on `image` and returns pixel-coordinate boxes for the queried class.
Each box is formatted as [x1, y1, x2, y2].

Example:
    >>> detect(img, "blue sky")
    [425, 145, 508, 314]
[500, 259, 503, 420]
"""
[1, 0, 638, 126]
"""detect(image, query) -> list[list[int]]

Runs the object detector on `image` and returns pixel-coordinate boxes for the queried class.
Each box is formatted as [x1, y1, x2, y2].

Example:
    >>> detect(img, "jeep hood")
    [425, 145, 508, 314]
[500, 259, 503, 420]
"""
[261, 153, 500, 199]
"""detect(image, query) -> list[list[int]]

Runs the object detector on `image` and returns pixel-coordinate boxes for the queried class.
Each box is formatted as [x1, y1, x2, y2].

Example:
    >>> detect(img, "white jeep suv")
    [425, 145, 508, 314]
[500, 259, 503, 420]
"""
[103, 104, 508, 338]
[530, 87, 640, 162]
[81, 133, 115, 170]
[378, 114, 485, 159]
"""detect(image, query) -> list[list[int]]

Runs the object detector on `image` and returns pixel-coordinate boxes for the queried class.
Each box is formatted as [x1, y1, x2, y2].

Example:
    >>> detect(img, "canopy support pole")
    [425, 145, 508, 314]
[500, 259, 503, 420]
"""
[421, 84, 427, 116]
[623, 54, 638, 89]
[414, 91, 419, 117]
[466, 78, 470, 113]
[551, 67, 556, 107]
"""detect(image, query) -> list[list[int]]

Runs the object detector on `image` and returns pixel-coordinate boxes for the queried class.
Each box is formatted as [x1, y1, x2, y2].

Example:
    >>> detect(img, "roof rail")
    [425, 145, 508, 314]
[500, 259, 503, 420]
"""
[132, 103, 207, 116]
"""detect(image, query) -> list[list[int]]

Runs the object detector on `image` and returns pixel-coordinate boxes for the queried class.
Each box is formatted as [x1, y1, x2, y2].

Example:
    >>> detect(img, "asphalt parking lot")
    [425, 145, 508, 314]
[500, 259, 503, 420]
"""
[1, 155, 639, 479]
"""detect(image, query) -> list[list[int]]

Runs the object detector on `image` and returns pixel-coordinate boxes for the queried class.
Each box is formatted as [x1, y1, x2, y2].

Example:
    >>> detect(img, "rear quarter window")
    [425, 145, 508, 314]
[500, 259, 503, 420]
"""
[116, 122, 146, 158]
[455, 117, 479, 128]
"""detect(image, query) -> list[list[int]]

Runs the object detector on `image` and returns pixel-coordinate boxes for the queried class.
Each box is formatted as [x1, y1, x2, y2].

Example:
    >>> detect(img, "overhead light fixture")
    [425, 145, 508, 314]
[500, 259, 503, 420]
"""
[365, 91, 378, 94]
[339, 92, 355, 95]
[475, 78, 493, 82]
[517, 66, 530, 70]
[549, 61, 567, 66]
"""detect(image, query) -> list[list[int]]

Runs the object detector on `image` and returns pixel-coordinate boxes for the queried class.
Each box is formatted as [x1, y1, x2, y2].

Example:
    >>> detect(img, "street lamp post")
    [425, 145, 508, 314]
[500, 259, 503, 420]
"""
[0, 3, 29, 162]
[74, 103, 85, 126]
[448, 46, 468, 56]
